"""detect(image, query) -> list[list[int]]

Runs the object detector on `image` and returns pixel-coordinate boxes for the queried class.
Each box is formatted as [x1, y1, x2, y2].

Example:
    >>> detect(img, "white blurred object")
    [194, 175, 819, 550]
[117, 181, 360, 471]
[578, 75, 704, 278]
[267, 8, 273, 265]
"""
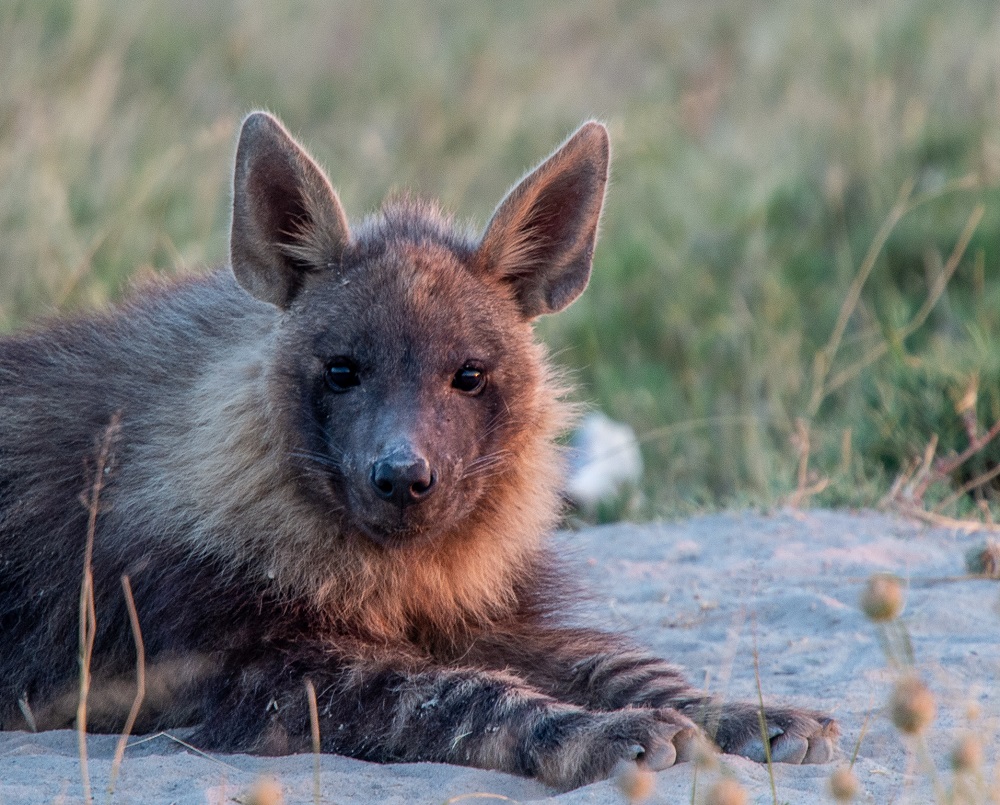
[565, 412, 644, 508]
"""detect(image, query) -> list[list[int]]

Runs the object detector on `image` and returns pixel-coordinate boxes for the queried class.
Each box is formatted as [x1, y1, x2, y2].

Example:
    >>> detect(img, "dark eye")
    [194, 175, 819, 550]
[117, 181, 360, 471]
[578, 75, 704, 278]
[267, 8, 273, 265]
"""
[326, 357, 360, 391]
[452, 364, 486, 395]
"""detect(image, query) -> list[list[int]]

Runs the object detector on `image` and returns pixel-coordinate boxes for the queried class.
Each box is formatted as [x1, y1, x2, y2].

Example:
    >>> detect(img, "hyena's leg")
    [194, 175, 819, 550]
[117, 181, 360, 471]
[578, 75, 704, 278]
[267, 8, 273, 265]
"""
[190, 647, 697, 791]
[464, 627, 838, 764]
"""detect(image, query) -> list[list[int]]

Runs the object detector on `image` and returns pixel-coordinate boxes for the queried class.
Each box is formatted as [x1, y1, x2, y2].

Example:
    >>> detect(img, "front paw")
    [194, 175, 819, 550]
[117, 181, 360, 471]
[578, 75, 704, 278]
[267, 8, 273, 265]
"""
[711, 702, 838, 764]
[532, 707, 700, 791]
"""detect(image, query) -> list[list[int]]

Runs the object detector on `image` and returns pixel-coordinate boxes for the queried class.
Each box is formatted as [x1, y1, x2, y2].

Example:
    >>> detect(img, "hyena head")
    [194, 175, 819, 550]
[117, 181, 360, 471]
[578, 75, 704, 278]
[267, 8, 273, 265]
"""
[230, 112, 608, 550]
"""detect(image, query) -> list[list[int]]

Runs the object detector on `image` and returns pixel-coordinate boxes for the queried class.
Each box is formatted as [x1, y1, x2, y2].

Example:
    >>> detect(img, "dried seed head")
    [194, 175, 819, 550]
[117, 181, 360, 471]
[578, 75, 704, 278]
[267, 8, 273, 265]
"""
[244, 777, 283, 805]
[860, 573, 904, 622]
[890, 675, 935, 735]
[704, 778, 748, 805]
[951, 734, 983, 772]
[829, 765, 859, 802]
[614, 761, 656, 804]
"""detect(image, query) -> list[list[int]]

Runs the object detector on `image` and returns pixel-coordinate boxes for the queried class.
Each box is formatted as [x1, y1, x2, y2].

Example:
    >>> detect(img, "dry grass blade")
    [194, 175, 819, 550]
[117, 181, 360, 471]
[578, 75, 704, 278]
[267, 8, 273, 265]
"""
[934, 462, 1000, 514]
[935, 418, 1000, 481]
[125, 731, 240, 770]
[808, 178, 916, 417]
[891, 504, 1000, 534]
[751, 623, 778, 805]
[822, 203, 985, 402]
[305, 678, 322, 805]
[17, 696, 37, 732]
[884, 399, 1000, 526]
[77, 412, 122, 805]
[808, 178, 983, 420]
[790, 417, 811, 506]
[106, 574, 146, 800]
[906, 436, 940, 506]
[77, 510, 97, 802]
[850, 702, 875, 769]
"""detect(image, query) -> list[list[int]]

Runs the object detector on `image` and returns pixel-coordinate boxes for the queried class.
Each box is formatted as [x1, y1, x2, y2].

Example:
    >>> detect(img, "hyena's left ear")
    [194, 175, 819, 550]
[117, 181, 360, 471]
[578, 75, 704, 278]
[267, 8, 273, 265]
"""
[475, 121, 609, 319]
[231, 111, 351, 309]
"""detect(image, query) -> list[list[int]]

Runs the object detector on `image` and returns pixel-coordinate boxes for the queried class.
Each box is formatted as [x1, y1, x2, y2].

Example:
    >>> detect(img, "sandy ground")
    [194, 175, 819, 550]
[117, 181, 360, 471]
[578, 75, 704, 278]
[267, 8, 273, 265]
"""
[3, 509, 999, 804]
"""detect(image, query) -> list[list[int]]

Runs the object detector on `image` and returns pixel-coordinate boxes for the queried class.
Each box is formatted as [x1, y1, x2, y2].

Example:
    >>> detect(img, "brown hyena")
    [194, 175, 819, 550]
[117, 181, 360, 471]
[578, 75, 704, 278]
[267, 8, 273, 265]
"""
[0, 112, 837, 790]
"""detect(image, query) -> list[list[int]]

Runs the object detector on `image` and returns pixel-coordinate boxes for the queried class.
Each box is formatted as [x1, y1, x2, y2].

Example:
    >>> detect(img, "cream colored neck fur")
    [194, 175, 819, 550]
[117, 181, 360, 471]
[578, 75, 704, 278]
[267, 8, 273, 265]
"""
[129, 332, 570, 642]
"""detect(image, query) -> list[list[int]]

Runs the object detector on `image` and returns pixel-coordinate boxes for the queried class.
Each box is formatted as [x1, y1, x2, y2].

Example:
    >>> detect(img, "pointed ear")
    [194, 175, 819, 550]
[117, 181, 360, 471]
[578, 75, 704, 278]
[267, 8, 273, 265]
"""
[475, 121, 609, 319]
[230, 112, 351, 309]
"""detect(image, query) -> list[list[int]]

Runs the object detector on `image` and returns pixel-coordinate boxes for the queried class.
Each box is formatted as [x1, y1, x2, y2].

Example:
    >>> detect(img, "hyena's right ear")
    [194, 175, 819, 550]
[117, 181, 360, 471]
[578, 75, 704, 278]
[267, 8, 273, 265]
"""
[475, 121, 609, 319]
[231, 112, 350, 309]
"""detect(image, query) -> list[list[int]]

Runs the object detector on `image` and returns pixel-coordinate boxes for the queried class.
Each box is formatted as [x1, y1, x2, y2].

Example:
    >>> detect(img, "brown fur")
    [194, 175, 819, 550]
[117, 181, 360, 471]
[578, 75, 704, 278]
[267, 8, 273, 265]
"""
[0, 113, 837, 791]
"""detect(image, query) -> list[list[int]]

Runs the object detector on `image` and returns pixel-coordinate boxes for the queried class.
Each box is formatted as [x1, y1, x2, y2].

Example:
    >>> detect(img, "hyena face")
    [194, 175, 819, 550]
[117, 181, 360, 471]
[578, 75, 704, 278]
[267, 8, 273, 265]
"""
[274, 237, 544, 545]
[230, 112, 607, 547]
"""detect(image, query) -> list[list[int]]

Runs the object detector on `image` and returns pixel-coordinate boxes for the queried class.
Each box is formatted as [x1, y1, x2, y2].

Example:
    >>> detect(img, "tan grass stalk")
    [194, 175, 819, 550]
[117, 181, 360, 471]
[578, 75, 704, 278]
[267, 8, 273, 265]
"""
[126, 731, 240, 770]
[935, 462, 1000, 515]
[808, 178, 916, 417]
[106, 574, 146, 799]
[849, 702, 875, 769]
[17, 696, 37, 732]
[751, 624, 778, 805]
[808, 178, 982, 417]
[822, 203, 984, 402]
[305, 678, 321, 805]
[793, 418, 810, 499]
[77, 413, 122, 805]
[894, 505, 1000, 534]
[839, 427, 853, 477]
[930, 418, 1000, 484]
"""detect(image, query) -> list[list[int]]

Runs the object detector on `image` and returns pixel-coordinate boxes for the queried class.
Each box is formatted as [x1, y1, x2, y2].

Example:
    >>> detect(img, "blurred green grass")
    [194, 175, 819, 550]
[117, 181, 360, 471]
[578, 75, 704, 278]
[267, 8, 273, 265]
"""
[3, 0, 1000, 519]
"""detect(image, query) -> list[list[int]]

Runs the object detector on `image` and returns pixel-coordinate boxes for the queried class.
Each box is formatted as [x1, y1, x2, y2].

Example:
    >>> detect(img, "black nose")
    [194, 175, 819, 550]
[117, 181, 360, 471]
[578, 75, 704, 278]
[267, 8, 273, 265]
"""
[371, 454, 436, 507]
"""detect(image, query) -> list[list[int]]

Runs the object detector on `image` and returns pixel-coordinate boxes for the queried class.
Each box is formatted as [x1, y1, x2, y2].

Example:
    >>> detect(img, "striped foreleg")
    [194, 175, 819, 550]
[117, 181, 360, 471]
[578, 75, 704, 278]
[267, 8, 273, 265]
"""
[462, 627, 838, 764]
[191, 645, 696, 790]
